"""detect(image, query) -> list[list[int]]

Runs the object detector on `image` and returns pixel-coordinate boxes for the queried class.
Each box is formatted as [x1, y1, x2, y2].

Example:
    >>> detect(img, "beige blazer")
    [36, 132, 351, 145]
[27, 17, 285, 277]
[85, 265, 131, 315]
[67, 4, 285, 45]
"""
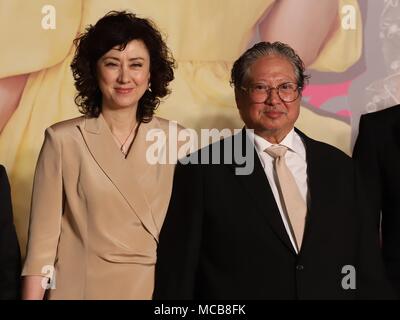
[22, 114, 181, 299]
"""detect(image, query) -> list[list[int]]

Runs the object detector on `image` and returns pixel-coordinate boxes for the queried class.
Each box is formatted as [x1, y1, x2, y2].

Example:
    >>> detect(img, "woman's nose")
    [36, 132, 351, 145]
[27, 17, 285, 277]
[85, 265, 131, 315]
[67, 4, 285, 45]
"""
[117, 65, 130, 83]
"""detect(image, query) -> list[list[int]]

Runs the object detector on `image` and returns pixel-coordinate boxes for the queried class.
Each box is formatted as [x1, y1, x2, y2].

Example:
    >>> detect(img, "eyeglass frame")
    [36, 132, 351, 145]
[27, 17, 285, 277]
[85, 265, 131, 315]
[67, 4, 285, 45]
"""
[240, 82, 302, 103]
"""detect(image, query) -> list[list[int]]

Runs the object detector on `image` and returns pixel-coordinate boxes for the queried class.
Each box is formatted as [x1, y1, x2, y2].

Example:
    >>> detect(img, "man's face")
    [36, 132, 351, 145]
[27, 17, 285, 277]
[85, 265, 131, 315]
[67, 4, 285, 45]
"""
[236, 55, 301, 142]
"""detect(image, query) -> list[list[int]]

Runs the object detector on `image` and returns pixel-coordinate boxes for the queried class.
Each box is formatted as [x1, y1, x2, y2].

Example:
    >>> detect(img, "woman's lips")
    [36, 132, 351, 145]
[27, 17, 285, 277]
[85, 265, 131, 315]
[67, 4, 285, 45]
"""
[115, 88, 133, 94]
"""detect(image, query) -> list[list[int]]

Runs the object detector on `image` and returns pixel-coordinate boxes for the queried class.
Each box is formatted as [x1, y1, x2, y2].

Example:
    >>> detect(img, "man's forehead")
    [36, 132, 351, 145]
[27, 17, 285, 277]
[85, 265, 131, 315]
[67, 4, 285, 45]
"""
[250, 55, 293, 69]
[247, 57, 296, 80]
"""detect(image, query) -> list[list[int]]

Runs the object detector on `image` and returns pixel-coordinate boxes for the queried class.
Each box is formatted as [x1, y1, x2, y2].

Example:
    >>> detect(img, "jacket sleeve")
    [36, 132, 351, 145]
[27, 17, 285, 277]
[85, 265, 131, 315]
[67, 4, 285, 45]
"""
[355, 164, 397, 299]
[353, 117, 398, 298]
[353, 115, 382, 230]
[153, 160, 204, 299]
[22, 127, 63, 279]
[0, 165, 21, 299]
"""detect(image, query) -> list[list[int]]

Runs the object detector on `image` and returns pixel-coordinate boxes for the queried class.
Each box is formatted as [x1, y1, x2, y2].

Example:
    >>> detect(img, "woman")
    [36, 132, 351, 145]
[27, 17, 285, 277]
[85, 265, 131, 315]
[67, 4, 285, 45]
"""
[21, 11, 179, 300]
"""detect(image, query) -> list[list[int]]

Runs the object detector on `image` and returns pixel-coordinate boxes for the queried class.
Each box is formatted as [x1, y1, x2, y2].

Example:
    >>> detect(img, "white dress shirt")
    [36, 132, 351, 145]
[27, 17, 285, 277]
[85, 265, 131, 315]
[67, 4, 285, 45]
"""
[247, 128, 309, 253]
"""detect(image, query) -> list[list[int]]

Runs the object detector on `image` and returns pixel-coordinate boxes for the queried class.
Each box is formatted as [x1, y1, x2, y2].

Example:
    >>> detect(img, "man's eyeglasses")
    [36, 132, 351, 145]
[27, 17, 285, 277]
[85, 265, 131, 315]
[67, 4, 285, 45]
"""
[241, 82, 301, 103]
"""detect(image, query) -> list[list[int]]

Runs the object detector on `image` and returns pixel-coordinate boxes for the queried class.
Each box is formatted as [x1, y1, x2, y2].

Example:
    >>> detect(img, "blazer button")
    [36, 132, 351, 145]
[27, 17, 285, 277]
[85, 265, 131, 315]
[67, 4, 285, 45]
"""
[296, 265, 304, 271]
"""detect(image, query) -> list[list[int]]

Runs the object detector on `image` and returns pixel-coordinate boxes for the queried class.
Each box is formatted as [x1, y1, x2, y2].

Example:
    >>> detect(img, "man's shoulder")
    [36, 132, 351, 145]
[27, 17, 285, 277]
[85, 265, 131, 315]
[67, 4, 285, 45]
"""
[314, 142, 351, 168]
[361, 104, 400, 124]
[0, 164, 7, 185]
[297, 129, 351, 164]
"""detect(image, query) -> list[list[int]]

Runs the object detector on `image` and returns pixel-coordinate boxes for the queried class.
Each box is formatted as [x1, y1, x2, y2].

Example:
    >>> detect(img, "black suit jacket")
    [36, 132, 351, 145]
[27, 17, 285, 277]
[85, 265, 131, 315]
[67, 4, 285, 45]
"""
[0, 165, 21, 299]
[154, 129, 394, 299]
[353, 105, 400, 297]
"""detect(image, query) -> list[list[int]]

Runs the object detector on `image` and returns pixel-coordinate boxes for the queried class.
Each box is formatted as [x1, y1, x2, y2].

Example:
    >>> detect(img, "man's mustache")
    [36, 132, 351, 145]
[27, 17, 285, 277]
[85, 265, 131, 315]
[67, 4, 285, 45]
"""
[255, 104, 288, 115]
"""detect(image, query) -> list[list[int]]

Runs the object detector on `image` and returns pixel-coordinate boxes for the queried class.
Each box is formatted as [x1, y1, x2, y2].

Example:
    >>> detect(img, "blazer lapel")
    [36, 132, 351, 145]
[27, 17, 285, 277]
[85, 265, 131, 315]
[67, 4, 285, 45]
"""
[78, 115, 159, 242]
[230, 130, 296, 254]
[126, 117, 176, 234]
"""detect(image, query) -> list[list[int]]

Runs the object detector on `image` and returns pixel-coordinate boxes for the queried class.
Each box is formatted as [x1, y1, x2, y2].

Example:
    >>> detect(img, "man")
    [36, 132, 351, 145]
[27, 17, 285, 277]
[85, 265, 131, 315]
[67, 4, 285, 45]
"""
[0, 165, 21, 299]
[353, 105, 400, 298]
[154, 42, 393, 299]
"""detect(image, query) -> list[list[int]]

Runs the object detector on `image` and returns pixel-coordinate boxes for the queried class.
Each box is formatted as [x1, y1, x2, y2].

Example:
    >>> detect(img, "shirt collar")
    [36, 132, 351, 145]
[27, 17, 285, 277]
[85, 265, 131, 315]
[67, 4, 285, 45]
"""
[246, 128, 305, 160]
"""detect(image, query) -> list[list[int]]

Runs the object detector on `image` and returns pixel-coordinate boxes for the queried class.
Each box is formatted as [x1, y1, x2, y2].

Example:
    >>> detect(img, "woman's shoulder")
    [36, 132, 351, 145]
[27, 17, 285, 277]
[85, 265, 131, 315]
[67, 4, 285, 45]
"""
[152, 116, 185, 133]
[42, 116, 86, 145]
[47, 116, 85, 134]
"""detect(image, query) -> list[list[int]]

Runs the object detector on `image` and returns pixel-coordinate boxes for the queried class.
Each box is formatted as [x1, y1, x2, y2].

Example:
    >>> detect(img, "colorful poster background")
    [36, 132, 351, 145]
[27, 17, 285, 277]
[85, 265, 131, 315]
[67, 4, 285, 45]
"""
[0, 0, 399, 255]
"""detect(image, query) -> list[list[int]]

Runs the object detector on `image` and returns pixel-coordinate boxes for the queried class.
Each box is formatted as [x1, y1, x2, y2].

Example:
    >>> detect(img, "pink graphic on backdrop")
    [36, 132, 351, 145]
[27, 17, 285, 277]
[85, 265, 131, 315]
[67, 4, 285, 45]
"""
[337, 109, 352, 117]
[303, 80, 353, 118]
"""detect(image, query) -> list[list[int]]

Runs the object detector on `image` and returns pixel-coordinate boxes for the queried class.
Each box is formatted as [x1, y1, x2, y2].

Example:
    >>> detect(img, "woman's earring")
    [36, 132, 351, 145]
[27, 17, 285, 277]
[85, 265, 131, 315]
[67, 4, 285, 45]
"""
[148, 83, 152, 92]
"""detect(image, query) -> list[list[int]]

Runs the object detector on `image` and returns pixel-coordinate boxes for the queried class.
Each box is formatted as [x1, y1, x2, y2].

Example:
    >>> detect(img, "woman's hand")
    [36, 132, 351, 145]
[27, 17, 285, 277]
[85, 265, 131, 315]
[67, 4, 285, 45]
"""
[21, 275, 47, 300]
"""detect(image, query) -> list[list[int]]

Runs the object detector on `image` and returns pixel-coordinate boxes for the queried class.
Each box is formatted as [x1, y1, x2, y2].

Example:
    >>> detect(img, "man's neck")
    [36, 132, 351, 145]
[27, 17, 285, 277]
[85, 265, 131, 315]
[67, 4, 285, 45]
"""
[255, 128, 293, 144]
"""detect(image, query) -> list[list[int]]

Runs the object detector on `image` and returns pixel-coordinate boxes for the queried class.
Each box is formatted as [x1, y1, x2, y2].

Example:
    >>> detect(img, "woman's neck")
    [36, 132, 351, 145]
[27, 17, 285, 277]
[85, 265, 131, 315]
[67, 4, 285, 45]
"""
[101, 107, 137, 135]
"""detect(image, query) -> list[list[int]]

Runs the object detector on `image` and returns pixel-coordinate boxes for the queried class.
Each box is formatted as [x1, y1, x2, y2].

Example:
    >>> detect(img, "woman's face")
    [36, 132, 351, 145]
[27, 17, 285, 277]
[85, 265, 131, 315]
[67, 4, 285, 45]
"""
[96, 39, 150, 112]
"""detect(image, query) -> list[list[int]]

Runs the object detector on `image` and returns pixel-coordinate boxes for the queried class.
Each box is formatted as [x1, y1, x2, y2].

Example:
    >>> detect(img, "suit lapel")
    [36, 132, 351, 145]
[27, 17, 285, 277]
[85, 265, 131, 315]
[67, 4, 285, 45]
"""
[230, 130, 296, 254]
[78, 115, 159, 242]
[294, 128, 325, 252]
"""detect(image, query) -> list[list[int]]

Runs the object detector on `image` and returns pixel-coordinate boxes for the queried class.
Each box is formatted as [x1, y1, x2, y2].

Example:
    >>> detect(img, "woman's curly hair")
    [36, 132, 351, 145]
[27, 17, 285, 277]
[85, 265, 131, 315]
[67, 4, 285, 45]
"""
[70, 11, 175, 122]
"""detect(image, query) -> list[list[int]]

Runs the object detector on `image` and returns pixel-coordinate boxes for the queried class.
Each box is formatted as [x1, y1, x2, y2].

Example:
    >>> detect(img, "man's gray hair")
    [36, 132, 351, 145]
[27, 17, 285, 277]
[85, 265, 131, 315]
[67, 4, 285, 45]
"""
[230, 41, 310, 92]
